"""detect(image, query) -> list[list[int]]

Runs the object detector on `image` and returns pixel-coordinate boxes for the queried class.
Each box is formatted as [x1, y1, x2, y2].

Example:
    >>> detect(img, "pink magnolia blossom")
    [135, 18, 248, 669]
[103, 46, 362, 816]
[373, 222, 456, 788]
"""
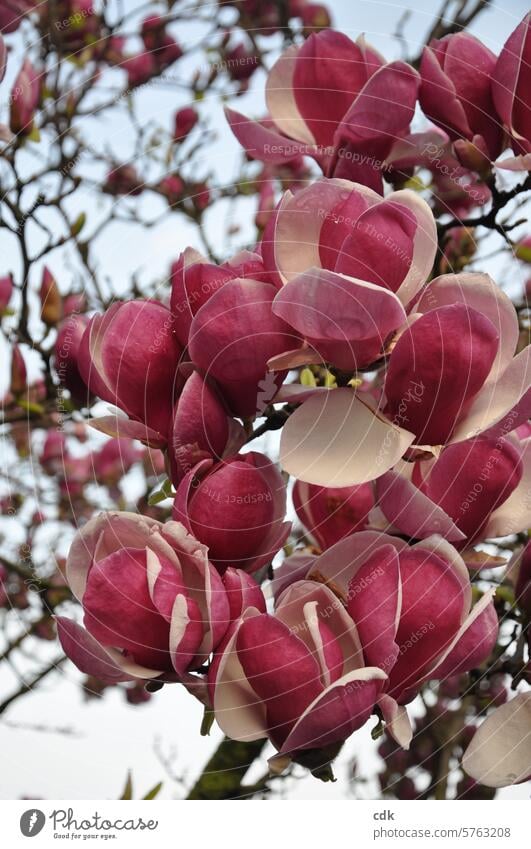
[209, 532, 497, 766]
[40, 430, 67, 474]
[78, 300, 183, 446]
[168, 370, 245, 486]
[122, 52, 156, 87]
[174, 107, 198, 141]
[419, 33, 503, 162]
[170, 247, 267, 347]
[374, 433, 528, 546]
[10, 59, 40, 136]
[225, 30, 420, 192]
[173, 452, 290, 573]
[56, 511, 230, 687]
[103, 164, 144, 196]
[266, 178, 437, 372]
[186, 271, 298, 418]
[159, 174, 185, 206]
[491, 13, 531, 171]
[293, 479, 374, 549]
[279, 272, 530, 485]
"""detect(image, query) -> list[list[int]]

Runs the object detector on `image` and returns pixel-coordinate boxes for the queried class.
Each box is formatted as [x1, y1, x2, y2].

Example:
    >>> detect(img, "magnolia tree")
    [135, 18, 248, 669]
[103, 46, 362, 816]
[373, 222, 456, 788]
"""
[0, 0, 530, 801]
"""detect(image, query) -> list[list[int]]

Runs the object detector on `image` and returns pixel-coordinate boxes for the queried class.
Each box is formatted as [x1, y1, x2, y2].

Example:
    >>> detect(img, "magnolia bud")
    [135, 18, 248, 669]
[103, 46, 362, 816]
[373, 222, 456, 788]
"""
[40, 266, 62, 326]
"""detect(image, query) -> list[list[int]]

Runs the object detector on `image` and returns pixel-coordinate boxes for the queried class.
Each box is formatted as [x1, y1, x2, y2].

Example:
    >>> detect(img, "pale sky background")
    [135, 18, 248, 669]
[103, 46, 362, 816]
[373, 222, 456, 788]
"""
[0, 0, 530, 801]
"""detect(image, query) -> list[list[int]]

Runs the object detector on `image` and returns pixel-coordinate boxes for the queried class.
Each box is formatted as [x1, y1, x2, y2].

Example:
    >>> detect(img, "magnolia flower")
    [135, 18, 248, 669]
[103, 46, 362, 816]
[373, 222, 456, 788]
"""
[209, 532, 497, 767]
[10, 59, 40, 136]
[168, 370, 245, 486]
[187, 275, 298, 418]
[374, 432, 529, 545]
[279, 272, 530, 485]
[56, 512, 230, 688]
[266, 178, 437, 372]
[491, 13, 531, 171]
[78, 300, 183, 446]
[174, 107, 198, 141]
[419, 33, 503, 162]
[225, 29, 420, 192]
[173, 451, 290, 572]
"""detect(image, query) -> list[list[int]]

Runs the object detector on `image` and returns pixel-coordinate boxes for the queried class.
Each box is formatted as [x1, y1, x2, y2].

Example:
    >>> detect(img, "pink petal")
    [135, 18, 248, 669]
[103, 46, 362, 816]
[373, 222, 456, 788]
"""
[276, 580, 364, 674]
[277, 667, 386, 754]
[168, 593, 205, 675]
[485, 437, 531, 538]
[222, 568, 267, 619]
[346, 544, 401, 671]
[377, 694, 413, 749]
[66, 511, 159, 601]
[236, 613, 324, 748]
[224, 106, 312, 162]
[272, 267, 407, 370]
[429, 591, 498, 680]
[491, 14, 531, 143]
[209, 610, 269, 742]
[389, 546, 468, 701]
[376, 469, 465, 542]
[265, 43, 316, 145]
[419, 437, 522, 542]
[451, 348, 531, 443]
[82, 547, 173, 670]
[188, 279, 297, 418]
[419, 45, 471, 139]
[292, 31, 380, 149]
[88, 414, 166, 448]
[56, 617, 132, 683]
[336, 61, 420, 156]
[384, 304, 499, 446]
[293, 478, 374, 550]
[416, 273, 519, 382]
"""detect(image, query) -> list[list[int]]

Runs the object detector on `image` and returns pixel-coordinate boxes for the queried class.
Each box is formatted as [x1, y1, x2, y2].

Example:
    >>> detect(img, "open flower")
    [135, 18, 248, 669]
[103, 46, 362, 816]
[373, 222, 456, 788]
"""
[209, 532, 497, 767]
[279, 272, 530, 485]
[225, 29, 419, 192]
[56, 511, 230, 687]
[266, 178, 437, 372]
[374, 433, 529, 546]
[173, 452, 290, 573]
